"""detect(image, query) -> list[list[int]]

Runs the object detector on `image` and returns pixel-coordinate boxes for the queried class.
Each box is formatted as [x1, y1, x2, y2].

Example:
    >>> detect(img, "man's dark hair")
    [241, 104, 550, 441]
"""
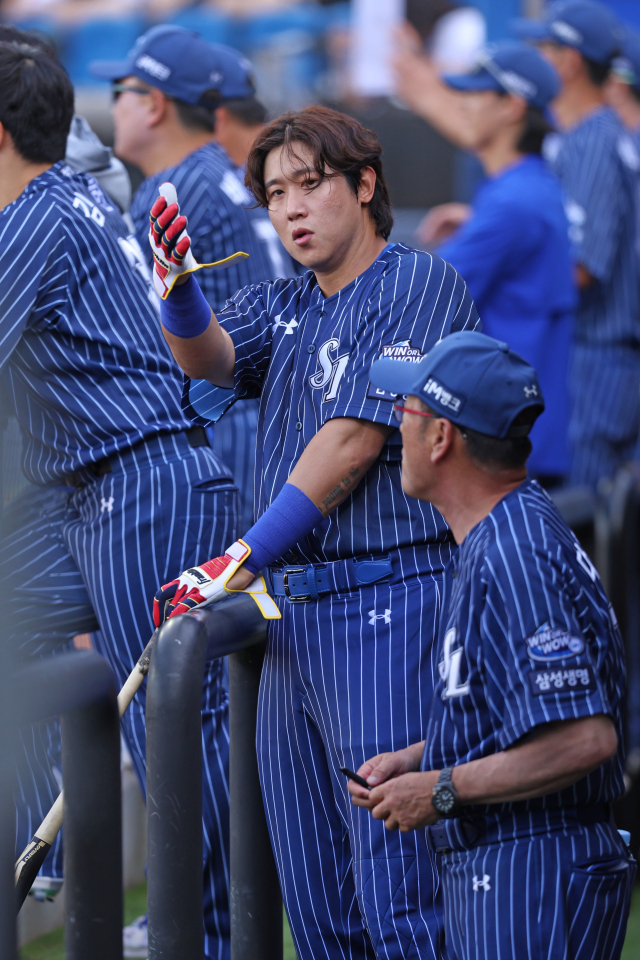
[583, 55, 614, 87]
[517, 105, 554, 154]
[0, 30, 73, 163]
[422, 402, 537, 470]
[223, 97, 268, 127]
[631, 85, 640, 105]
[245, 105, 394, 240]
[496, 91, 554, 155]
[174, 91, 220, 133]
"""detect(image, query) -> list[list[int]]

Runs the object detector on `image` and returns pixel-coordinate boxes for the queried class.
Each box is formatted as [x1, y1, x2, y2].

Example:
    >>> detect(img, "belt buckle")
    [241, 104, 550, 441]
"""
[282, 567, 311, 603]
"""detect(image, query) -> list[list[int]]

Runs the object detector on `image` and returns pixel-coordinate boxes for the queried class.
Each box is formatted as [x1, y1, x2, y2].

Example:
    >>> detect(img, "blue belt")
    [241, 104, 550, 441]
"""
[270, 555, 393, 602]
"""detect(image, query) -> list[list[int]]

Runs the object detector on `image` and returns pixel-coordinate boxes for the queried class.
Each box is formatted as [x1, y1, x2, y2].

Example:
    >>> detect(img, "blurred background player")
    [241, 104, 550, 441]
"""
[353, 331, 635, 960]
[516, 0, 640, 490]
[90, 26, 298, 534]
[149, 105, 480, 959]
[0, 33, 238, 960]
[394, 40, 576, 487]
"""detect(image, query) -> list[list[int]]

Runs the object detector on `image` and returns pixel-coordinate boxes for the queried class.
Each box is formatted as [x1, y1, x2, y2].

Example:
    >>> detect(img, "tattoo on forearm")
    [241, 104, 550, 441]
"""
[322, 467, 361, 510]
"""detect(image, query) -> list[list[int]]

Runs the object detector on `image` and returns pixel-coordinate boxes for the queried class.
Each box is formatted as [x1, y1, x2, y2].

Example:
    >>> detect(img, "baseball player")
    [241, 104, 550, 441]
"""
[351, 331, 635, 960]
[516, 0, 640, 488]
[0, 35, 238, 958]
[148, 105, 480, 958]
[90, 26, 298, 533]
[395, 40, 576, 486]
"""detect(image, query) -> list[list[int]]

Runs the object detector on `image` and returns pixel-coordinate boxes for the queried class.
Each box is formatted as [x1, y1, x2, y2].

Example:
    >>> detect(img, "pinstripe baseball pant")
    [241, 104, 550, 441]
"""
[431, 815, 635, 960]
[2, 433, 237, 960]
[257, 561, 447, 960]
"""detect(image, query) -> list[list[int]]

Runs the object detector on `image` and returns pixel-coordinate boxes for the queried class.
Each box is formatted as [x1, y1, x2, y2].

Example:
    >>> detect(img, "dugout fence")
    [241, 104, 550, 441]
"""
[2, 651, 122, 960]
[146, 595, 282, 960]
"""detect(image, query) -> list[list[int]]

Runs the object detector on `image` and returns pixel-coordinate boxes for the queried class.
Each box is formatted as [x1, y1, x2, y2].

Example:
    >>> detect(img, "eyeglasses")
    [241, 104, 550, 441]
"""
[393, 405, 439, 424]
[112, 83, 152, 103]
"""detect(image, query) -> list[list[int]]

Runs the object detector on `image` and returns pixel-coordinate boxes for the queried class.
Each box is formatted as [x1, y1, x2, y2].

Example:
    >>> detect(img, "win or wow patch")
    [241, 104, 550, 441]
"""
[366, 340, 425, 402]
[525, 623, 585, 663]
[529, 666, 596, 696]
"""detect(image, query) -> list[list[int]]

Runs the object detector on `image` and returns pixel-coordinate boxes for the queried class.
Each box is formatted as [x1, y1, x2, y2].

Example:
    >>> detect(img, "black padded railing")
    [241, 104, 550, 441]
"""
[2, 650, 122, 960]
[146, 595, 282, 960]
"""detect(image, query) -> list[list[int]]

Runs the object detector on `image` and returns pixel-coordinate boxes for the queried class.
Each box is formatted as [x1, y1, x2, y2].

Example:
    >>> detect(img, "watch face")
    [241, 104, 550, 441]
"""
[433, 784, 456, 814]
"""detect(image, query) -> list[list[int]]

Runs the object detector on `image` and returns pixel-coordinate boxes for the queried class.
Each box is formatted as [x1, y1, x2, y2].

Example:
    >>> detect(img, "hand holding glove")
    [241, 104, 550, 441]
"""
[148, 182, 248, 299]
[153, 539, 280, 626]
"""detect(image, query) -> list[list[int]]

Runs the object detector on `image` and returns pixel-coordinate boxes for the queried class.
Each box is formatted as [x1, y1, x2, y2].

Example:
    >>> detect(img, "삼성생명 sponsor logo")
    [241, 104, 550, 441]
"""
[525, 623, 585, 662]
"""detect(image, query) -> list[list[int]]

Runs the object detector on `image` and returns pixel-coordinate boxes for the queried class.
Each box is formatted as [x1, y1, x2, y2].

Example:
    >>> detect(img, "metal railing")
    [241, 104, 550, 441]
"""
[2, 650, 122, 960]
[146, 595, 282, 960]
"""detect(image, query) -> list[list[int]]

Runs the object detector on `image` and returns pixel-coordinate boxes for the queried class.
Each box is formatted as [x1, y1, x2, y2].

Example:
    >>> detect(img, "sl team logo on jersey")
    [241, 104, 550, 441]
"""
[366, 341, 425, 402]
[525, 623, 585, 663]
[309, 339, 349, 402]
[439, 627, 469, 698]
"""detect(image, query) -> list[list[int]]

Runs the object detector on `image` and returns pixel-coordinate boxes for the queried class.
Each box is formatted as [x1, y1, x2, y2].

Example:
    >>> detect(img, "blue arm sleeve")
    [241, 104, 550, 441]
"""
[242, 483, 323, 575]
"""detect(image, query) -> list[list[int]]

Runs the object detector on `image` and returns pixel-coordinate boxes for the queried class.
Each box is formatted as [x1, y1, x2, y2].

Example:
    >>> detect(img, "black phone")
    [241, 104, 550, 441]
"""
[340, 766, 372, 790]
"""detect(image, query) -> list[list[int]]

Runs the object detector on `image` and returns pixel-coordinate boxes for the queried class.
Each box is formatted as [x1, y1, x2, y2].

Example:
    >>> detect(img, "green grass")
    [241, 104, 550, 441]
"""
[19, 883, 640, 959]
[19, 883, 295, 960]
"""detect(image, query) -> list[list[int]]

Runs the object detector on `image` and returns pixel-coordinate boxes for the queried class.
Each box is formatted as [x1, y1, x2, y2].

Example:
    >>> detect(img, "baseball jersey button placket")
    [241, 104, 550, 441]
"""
[307, 344, 316, 353]
[295, 422, 303, 431]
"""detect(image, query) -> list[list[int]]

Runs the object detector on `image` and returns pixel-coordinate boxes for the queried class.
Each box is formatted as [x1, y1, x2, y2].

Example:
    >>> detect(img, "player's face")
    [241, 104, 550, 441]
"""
[398, 396, 438, 500]
[111, 75, 154, 166]
[458, 91, 513, 151]
[263, 142, 370, 271]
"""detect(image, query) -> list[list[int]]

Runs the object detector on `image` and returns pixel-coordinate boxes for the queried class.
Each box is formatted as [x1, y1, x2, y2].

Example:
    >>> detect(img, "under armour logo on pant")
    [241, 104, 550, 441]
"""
[472, 874, 491, 892]
[101, 496, 114, 514]
[368, 609, 391, 626]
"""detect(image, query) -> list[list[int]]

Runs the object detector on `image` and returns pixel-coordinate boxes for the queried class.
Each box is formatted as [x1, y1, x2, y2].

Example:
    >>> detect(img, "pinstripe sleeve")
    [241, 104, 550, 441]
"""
[0, 199, 62, 368]
[562, 124, 622, 283]
[481, 520, 611, 750]
[328, 252, 479, 425]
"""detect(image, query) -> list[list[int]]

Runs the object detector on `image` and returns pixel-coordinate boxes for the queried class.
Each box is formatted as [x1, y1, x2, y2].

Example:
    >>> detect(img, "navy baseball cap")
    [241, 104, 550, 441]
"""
[369, 331, 545, 440]
[90, 25, 256, 105]
[443, 42, 560, 109]
[513, 0, 624, 65]
[612, 31, 640, 92]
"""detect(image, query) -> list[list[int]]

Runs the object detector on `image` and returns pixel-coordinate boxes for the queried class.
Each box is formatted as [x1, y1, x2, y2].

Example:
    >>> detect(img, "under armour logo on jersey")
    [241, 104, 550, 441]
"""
[368, 609, 391, 626]
[439, 627, 470, 698]
[524, 384, 538, 398]
[309, 339, 349, 402]
[100, 496, 114, 514]
[272, 315, 299, 335]
[472, 874, 491, 892]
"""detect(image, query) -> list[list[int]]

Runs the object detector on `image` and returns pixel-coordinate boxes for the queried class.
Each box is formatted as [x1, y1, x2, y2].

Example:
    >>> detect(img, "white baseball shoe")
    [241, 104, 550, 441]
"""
[123, 913, 148, 958]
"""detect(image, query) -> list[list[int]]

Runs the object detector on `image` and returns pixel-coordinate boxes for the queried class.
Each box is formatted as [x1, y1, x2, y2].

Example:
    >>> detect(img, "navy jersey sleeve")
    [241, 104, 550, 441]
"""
[560, 123, 623, 283]
[327, 250, 479, 426]
[0, 197, 64, 369]
[438, 201, 545, 309]
[480, 508, 612, 749]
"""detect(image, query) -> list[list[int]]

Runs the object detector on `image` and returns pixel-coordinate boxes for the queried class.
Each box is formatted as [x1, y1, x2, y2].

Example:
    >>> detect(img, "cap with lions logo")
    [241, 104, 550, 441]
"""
[369, 330, 545, 440]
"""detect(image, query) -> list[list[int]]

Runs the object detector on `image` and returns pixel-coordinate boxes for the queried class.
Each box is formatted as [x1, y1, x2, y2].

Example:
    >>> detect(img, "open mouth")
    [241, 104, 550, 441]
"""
[292, 228, 313, 247]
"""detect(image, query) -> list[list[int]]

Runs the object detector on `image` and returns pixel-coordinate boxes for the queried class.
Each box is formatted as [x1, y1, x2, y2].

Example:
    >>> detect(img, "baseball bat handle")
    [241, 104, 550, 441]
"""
[14, 630, 158, 910]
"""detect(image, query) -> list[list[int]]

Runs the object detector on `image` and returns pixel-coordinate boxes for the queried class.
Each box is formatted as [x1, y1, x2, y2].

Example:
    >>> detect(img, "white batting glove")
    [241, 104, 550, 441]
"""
[148, 182, 249, 299]
[153, 539, 281, 625]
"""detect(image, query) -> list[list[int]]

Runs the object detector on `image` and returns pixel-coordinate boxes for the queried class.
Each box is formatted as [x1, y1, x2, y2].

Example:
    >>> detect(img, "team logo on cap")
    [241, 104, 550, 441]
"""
[423, 377, 463, 414]
[550, 20, 583, 45]
[136, 54, 170, 80]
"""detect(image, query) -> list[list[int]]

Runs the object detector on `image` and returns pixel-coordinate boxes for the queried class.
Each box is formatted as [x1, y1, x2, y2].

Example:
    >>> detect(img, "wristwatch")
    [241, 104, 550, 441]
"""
[431, 767, 460, 818]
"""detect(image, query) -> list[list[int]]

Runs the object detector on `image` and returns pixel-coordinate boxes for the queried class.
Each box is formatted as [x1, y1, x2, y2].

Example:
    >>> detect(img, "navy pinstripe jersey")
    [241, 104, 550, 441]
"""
[185, 243, 480, 561]
[130, 142, 298, 313]
[0, 163, 195, 485]
[424, 478, 626, 810]
[546, 107, 640, 346]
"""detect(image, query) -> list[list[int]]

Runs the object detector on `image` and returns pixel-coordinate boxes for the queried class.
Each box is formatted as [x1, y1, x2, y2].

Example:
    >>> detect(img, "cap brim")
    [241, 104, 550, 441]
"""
[443, 73, 501, 93]
[369, 358, 420, 397]
[88, 58, 134, 81]
[512, 18, 554, 42]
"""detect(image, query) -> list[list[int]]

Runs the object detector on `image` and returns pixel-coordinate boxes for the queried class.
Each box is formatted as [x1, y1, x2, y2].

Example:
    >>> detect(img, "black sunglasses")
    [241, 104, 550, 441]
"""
[112, 83, 152, 103]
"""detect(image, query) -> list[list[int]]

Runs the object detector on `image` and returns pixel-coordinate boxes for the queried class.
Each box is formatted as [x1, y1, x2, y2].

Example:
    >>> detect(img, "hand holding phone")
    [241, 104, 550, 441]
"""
[340, 766, 372, 790]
